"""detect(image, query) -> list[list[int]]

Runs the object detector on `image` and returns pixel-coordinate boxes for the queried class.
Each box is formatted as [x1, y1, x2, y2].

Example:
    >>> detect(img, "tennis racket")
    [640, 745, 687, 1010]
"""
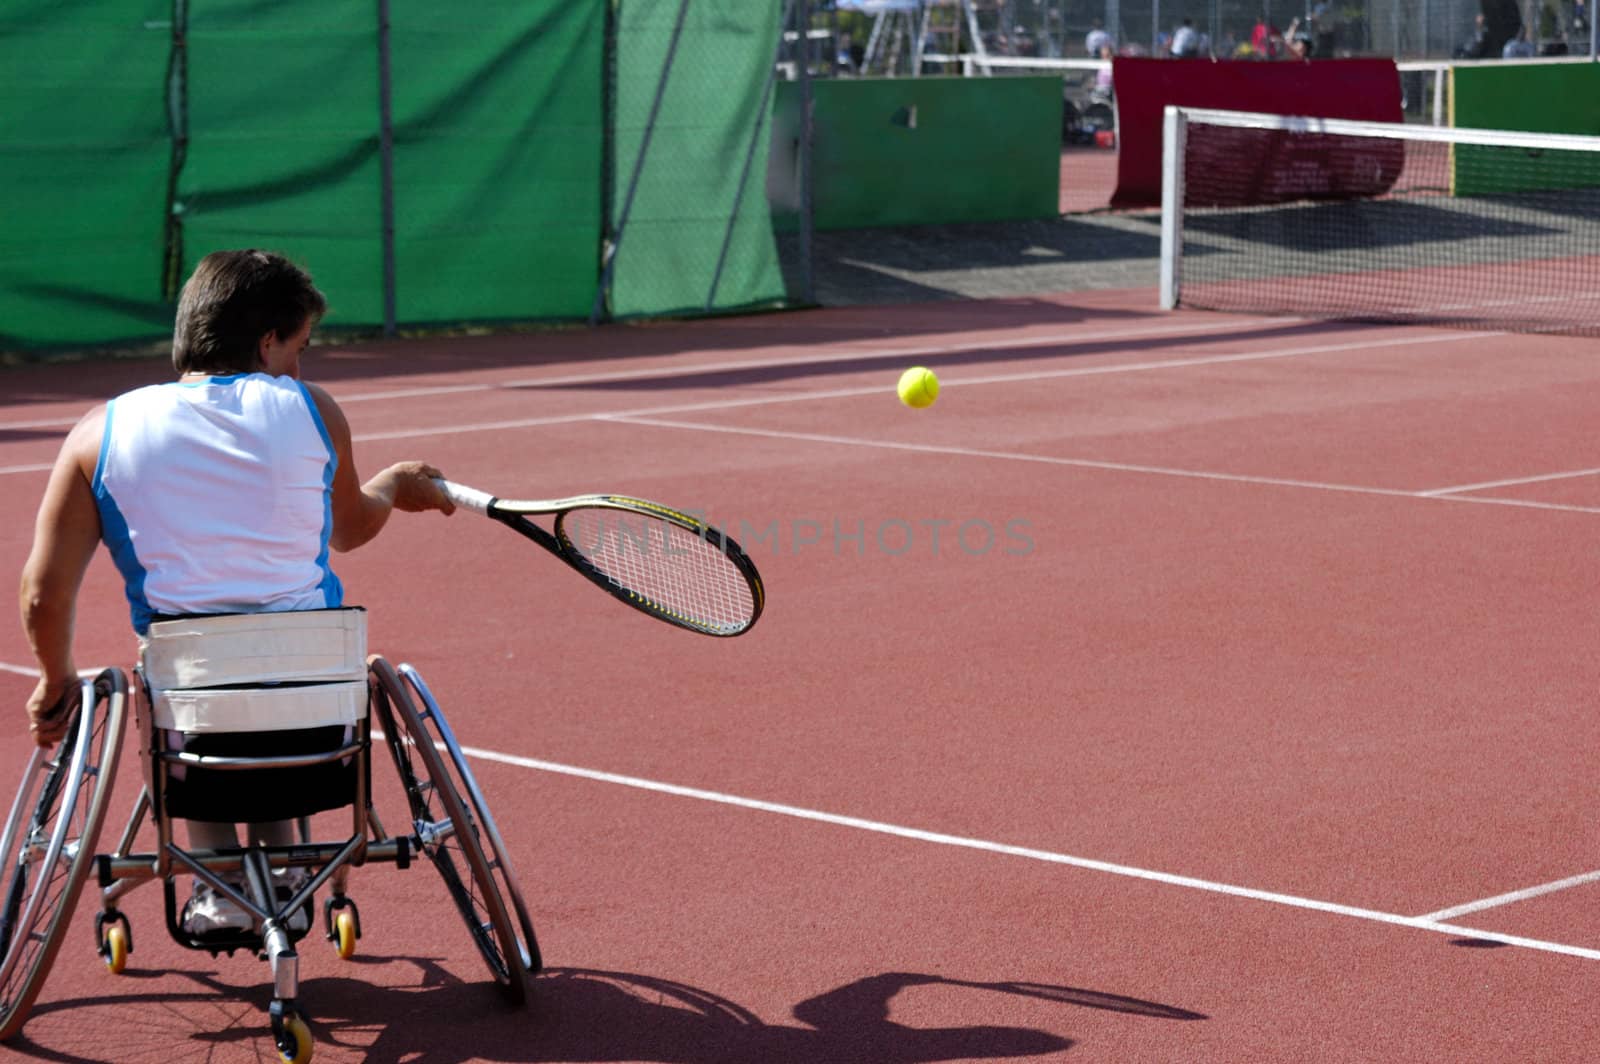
[436, 480, 764, 637]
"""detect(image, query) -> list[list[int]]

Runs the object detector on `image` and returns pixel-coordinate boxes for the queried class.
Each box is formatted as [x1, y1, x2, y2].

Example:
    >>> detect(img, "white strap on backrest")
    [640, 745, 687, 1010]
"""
[152, 681, 367, 733]
[144, 608, 367, 691]
[142, 608, 369, 734]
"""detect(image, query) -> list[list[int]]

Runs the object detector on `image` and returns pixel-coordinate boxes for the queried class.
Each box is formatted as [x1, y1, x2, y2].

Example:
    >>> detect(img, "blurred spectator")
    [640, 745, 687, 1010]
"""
[1310, 1, 1340, 56]
[1085, 18, 1113, 57]
[1169, 17, 1202, 57]
[1094, 43, 1115, 97]
[1284, 17, 1315, 59]
[1455, 12, 1491, 56]
[1481, 0, 1523, 54]
[1502, 25, 1535, 54]
[1251, 15, 1286, 58]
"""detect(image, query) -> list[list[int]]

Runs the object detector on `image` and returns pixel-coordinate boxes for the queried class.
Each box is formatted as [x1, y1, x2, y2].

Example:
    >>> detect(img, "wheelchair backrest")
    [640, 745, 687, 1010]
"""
[142, 608, 368, 734]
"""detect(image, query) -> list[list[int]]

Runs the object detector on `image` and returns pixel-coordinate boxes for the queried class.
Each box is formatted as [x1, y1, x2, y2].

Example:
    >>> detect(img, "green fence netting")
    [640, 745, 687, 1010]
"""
[176, 1, 386, 327]
[0, 2, 173, 348]
[390, 2, 605, 324]
[605, 0, 799, 319]
[2, 1, 804, 352]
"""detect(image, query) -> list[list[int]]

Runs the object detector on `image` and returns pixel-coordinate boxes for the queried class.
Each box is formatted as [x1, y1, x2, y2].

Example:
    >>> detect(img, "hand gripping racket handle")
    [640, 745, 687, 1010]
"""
[435, 479, 496, 516]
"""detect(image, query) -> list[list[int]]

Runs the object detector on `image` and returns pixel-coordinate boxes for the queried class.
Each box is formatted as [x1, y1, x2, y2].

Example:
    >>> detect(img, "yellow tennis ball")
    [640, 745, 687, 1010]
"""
[897, 366, 939, 409]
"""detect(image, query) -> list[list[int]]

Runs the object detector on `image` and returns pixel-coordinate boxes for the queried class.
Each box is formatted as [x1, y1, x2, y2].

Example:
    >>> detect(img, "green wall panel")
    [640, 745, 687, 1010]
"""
[786, 76, 1062, 231]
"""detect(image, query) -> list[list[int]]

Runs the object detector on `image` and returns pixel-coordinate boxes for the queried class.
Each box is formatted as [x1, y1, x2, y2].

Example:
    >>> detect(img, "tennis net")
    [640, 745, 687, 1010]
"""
[1159, 107, 1600, 335]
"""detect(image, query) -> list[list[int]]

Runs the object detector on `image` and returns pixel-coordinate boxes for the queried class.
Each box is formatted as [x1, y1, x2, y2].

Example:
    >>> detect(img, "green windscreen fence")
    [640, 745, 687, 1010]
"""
[390, 2, 605, 324]
[0, 2, 173, 348]
[606, 0, 799, 319]
[2, 1, 802, 352]
[177, 2, 385, 327]
[1450, 63, 1600, 198]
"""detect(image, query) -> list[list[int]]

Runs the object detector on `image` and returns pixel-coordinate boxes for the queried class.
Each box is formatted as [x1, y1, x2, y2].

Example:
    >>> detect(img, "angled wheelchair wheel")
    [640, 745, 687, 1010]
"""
[0, 670, 127, 1040]
[394, 664, 542, 975]
[369, 658, 526, 1004]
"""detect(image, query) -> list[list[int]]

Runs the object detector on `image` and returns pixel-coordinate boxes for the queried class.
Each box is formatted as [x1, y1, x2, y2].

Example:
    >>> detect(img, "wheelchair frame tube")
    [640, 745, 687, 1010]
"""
[159, 742, 364, 771]
[98, 838, 412, 889]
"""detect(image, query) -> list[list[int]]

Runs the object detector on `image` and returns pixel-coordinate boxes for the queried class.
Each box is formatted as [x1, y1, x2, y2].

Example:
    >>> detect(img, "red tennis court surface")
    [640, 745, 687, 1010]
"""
[1, 289, 1597, 1062]
[1061, 146, 1119, 214]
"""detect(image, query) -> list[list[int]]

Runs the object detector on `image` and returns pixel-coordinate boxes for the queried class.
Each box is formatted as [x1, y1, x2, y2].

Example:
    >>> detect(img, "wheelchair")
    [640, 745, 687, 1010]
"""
[0, 608, 541, 1063]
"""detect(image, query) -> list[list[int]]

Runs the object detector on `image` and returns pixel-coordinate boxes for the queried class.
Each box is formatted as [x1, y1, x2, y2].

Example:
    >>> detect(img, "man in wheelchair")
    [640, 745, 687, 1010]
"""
[19, 249, 454, 932]
[8, 251, 537, 1059]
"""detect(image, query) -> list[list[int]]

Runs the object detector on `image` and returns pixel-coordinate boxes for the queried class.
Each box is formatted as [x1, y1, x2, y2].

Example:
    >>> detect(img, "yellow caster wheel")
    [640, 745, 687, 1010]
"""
[333, 910, 357, 960]
[96, 911, 132, 976]
[275, 1012, 313, 1064]
[104, 924, 128, 975]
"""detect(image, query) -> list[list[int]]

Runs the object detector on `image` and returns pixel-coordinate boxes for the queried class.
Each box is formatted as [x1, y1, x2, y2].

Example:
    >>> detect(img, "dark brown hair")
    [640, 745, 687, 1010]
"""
[171, 250, 327, 374]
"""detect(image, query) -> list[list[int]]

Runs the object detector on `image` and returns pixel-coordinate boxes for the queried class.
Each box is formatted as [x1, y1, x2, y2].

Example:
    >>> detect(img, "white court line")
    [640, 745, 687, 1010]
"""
[607, 415, 1600, 516]
[0, 662, 40, 677]
[1433, 494, 1600, 515]
[1420, 467, 1600, 497]
[3, 655, 1594, 959]
[330, 316, 1289, 402]
[314, 325, 1511, 418]
[3, 321, 1497, 441]
[1420, 869, 1600, 922]
[344, 327, 1500, 444]
[456, 743, 1600, 962]
[0, 317, 1276, 422]
[0, 463, 52, 476]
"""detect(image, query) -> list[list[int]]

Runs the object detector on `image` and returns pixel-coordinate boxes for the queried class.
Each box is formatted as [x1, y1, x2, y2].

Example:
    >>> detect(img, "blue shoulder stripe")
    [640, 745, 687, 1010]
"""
[295, 382, 343, 608]
[92, 400, 155, 634]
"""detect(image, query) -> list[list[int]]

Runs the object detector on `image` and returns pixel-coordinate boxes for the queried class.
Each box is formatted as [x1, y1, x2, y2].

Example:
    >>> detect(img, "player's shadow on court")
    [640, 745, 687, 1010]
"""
[348, 966, 1207, 1062]
[514, 968, 1097, 1063]
[15, 964, 1205, 1063]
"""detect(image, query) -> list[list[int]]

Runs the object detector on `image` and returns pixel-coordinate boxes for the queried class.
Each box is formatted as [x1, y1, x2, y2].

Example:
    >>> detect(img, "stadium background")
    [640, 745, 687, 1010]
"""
[2, 0, 1594, 352]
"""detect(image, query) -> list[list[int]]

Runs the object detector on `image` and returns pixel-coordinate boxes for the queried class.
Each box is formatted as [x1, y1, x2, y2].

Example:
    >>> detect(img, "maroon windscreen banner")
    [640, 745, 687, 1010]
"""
[1109, 57, 1404, 209]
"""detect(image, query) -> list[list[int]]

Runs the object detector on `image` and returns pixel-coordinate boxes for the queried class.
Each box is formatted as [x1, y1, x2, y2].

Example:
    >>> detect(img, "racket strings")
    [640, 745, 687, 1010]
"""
[558, 510, 755, 635]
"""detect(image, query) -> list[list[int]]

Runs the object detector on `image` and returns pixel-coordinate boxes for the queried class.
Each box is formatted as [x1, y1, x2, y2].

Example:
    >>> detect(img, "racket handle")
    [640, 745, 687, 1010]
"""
[435, 479, 495, 515]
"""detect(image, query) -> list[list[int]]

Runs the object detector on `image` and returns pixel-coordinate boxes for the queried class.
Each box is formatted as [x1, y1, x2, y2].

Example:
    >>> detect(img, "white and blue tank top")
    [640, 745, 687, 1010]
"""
[92, 373, 342, 634]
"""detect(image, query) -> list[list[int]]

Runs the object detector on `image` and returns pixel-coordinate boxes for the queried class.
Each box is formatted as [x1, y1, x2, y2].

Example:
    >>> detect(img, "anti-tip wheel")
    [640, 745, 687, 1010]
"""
[274, 1011, 313, 1064]
[103, 924, 128, 975]
[333, 910, 357, 961]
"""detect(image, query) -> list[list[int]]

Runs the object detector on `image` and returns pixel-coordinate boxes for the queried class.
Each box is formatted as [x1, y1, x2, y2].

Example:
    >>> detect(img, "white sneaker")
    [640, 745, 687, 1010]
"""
[181, 881, 252, 936]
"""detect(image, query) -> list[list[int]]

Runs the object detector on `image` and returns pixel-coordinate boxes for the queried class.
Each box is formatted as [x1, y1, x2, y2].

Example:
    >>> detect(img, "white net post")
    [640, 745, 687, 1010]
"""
[1158, 104, 1187, 311]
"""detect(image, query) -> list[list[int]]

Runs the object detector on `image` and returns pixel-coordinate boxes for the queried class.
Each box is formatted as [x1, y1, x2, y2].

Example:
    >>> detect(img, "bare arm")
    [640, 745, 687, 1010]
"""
[19, 410, 105, 746]
[304, 382, 455, 552]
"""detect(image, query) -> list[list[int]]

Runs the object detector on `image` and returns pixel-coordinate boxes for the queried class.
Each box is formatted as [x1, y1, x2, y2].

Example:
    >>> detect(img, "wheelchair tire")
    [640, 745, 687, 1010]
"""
[368, 658, 526, 1004]
[394, 663, 542, 975]
[0, 670, 127, 1040]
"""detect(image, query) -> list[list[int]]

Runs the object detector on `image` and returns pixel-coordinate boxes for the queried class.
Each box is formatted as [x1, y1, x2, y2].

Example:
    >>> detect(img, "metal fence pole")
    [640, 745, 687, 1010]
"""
[799, 0, 814, 305]
[161, 0, 191, 301]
